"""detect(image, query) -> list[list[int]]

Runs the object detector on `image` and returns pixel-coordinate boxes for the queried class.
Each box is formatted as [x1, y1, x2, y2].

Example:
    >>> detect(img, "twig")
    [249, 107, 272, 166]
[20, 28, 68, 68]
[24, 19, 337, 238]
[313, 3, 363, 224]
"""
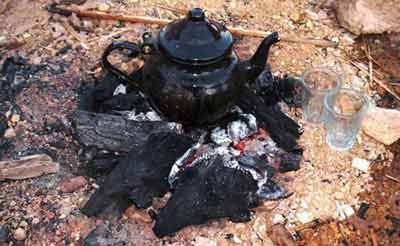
[0, 0, 12, 14]
[350, 61, 400, 102]
[385, 174, 400, 183]
[49, 5, 338, 48]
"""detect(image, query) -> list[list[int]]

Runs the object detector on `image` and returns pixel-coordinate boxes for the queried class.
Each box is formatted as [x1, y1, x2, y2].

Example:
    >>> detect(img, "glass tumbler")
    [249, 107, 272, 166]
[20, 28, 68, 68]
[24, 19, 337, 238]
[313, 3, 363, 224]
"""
[301, 68, 341, 124]
[324, 88, 369, 151]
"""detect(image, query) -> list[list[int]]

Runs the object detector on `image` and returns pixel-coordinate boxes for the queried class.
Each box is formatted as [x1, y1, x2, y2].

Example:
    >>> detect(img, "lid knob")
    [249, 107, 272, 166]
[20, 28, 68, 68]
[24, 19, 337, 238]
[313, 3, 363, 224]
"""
[188, 8, 206, 21]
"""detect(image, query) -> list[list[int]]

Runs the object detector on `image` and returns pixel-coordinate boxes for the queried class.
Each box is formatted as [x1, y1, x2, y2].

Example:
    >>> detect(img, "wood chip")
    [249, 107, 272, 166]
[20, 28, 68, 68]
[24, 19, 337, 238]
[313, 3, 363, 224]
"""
[0, 154, 59, 181]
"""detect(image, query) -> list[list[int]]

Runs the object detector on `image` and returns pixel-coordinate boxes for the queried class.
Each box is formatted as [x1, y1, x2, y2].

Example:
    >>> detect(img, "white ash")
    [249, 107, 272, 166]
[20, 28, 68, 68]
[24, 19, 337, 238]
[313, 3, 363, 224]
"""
[210, 114, 258, 145]
[127, 110, 162, 121]
[227, 114, 257, 143]
[113, 84, 127, 95]
[169, 113, 288, 200]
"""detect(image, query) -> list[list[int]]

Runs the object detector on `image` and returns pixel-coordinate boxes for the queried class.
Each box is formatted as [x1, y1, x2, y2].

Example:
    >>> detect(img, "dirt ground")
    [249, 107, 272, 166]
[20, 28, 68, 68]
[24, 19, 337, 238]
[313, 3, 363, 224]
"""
[0, 0, 399, 245]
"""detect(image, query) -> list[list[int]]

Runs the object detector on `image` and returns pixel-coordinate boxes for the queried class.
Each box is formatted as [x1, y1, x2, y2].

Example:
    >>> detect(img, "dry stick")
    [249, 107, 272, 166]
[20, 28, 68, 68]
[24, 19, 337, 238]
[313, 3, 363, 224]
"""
[55, 6, 337, 48]
[350, 61, 400, 102]
[385, 174, 400, 183]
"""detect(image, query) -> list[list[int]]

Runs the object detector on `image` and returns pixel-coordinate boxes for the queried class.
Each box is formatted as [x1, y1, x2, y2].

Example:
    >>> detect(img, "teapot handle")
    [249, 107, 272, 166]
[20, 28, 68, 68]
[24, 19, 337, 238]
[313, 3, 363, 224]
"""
[101, 41, 143, 87]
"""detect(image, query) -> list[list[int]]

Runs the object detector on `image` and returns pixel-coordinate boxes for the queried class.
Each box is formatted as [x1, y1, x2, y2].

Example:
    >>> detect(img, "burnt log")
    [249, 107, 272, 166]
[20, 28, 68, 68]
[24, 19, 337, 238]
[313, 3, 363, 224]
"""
[237, 88, 302, 152]
[81, 132, 195, 216]
[153, 155, 259, 237]
[70, 110, 183, 152]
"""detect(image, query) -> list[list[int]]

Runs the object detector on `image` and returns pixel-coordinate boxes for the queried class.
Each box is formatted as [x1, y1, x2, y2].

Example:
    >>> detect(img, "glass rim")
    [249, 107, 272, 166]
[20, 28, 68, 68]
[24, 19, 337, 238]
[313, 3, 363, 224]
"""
[324, 88, 369, 118]
[301, 67, 342, 93]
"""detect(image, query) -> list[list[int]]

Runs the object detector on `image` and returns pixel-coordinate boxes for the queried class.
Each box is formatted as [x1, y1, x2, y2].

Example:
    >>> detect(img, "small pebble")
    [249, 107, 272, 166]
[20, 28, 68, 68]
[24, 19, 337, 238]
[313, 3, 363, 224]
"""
[272, 214, 286, 225]
[14, 228, 27, 241]
[0, 225, 9, 243]
[32, 218, 40, 225]
[352, 158, 370, 173]
[59, 176, 88, 193]
[10, 114, 20, 124]
[4, 128, 16, 139]
[296, 211, 313, 224]
[19, 221, 28, 228]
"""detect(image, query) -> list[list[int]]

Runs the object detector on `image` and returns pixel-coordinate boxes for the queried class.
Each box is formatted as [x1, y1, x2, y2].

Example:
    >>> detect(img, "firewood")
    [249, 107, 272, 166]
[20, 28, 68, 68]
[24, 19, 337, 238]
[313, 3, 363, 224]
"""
[69, 110, 183, 152]
[48, 5, 338, 48]
[0, 154, 59, 181]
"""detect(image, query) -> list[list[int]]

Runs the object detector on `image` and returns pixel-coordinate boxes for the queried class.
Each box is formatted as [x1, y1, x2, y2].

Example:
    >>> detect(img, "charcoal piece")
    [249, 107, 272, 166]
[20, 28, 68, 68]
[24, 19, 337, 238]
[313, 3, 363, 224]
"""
[70, 110, 183, 152]
[238, 154, 276, 179]
[0, 56, 44, 94]
[254, 69, 281, 106]
[86, 152, 121, 178]
[252, 70, 301, 107]
[99, 91, 151, 113]
[237, 88, 302, 151]
[84, 224, 112, 246]
[153, 156, 259, 237]
[276, 76, 302, 107]
[257, 179, 290, 200]
[81, 132, 194, 217]
[279, 152, 302, 173]
[357, 202, 370, 219]
[78, 71, 121, 112]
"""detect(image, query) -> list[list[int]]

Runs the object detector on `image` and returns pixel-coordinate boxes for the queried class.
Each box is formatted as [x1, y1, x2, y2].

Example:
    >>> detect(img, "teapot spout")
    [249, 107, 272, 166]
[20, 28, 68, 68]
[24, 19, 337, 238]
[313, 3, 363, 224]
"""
[247, 32, 280, 81]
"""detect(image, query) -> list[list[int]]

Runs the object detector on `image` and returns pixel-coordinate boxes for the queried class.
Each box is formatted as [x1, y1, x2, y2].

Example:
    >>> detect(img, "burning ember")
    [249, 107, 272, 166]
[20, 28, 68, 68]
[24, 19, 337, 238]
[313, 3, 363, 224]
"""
[74, 66, 303, 237]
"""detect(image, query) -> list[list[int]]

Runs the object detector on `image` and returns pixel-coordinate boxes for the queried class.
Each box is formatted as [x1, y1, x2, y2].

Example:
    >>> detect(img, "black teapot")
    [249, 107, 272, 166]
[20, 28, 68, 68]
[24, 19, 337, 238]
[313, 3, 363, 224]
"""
[102, 8, 279, 125]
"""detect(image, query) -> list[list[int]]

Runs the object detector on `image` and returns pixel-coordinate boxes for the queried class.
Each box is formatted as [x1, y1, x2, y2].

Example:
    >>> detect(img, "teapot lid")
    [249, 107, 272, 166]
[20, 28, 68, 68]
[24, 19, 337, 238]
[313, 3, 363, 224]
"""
[158, 8, 234, 65]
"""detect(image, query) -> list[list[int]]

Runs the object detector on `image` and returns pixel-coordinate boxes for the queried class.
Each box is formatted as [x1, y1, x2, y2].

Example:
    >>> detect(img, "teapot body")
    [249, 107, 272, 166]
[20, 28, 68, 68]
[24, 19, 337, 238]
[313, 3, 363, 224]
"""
[142, 51, 242, 125]
[101, 8, 279, 126]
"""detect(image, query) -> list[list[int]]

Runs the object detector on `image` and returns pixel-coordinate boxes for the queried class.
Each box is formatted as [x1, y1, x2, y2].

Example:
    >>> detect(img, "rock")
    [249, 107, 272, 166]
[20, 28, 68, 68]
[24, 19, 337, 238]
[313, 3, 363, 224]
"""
[336, 204, 355, 220]
[362, 107, 400, 145]
[32, 218, 40, 225]
[59, 176, 88, 193]
[334, 0, 400, 35]
[0, 225, 9, 243]
[14, 228, 26, 241]
[352, 157, 370, 173]
[84, 224, 112, 246]
[296, 211, 313, 224]
[272, 213, 286, 225]
[4, 127, 16, 139]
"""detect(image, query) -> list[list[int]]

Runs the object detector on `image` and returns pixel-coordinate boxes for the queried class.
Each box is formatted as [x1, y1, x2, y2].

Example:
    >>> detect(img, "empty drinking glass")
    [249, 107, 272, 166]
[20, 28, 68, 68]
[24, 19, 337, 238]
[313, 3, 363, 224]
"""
[300, 68, 341, 124]
[324, 88, 369, 151]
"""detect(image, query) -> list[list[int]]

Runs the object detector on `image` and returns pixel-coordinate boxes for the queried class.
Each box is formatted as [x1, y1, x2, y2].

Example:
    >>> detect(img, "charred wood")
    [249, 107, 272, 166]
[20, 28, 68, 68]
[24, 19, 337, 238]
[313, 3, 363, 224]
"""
[154, 156, 259, 237]
[237, 88, 302, 152]
[81, 132, 195, 216]
[69, 110, 183, 152]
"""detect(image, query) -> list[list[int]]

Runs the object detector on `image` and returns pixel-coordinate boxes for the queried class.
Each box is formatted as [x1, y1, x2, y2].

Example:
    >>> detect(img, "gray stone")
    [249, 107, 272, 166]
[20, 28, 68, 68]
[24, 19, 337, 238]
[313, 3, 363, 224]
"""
[334, 0, 400, 35]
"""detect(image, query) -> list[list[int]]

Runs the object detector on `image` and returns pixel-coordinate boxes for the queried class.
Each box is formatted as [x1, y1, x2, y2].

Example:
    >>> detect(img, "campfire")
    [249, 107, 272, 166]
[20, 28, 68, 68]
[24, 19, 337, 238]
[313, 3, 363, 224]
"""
[72, 65, 303, 237]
